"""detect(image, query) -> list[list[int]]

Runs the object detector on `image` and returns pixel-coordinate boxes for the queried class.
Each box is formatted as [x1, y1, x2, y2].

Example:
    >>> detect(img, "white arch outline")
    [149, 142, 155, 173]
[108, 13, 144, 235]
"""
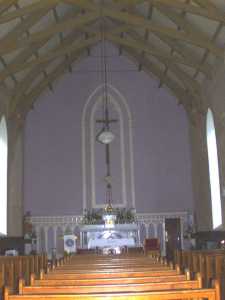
[81, 84, 135, 210]
[90, 95, 126, 208]
[206, 108, 222, 229]
[0, 115, 8, 235]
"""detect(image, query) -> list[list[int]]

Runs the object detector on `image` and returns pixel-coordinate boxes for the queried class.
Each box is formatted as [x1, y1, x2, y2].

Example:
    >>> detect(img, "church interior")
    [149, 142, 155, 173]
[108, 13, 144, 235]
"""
[0, 0, 225, 299]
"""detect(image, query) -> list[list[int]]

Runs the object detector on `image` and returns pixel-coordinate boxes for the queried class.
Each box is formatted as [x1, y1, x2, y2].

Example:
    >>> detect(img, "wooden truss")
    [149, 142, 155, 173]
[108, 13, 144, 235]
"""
[0, 0, 224, 118]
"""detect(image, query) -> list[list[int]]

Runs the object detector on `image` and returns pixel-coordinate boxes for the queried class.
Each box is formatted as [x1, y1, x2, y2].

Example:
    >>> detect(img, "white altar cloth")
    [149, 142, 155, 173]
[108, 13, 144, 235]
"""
[88, 237, 135, 249]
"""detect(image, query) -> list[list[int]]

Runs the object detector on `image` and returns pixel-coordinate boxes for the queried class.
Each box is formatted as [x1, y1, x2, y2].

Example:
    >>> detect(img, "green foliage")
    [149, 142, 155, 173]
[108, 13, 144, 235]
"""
[82, 208, 136, 225]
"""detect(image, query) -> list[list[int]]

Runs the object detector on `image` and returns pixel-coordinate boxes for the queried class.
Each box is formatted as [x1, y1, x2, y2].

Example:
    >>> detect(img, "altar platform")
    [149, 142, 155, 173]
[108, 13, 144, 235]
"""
[79, 223, 140, 250]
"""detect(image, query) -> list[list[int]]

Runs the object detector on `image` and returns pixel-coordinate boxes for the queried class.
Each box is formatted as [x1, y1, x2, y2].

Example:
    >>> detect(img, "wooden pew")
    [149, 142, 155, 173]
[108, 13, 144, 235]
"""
[0, 255, 47, 292]
[3, 280, 220, 300]
[43, 268, 180, 280]
[18, 274, 202, 294]
[31, 273, 189, 286]
[174, 249, 225, 291]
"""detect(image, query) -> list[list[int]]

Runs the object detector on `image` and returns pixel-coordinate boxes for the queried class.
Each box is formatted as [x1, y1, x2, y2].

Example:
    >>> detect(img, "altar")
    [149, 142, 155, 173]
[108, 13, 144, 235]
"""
[79, 223, 140, 249]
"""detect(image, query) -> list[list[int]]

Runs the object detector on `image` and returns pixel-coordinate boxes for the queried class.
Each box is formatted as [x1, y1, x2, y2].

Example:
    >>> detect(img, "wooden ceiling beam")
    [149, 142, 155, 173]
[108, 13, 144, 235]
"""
[0, 0, 17, 16]
[106, 33, 210, 79]
[155, 32, 212, 77]
[82, 0, 225, 24]
[4, 8, 82, 84]
[65, 0, 224, 58]
[104, 9, 223, 58]
[127, 32, 201, 96]
[0, 12, 99, 55]
[148, 0, 225, 24]
[1, 6, 55, 43]
[0, 0, 60, 24]
[123, 46, 192, 108]
[0, 34, 101, 81]
[3, 23, 129, 83]
[192, 0, 220, 12]
[18, 51, 86, 116]
[10, 26, 89, 114]
[154, 3, 210, 41]
[53, 7, 73, 73]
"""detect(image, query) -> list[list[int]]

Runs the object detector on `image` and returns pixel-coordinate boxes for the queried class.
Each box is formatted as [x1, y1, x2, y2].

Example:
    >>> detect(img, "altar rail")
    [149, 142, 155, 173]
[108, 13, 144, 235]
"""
[26, 212, 190, 258]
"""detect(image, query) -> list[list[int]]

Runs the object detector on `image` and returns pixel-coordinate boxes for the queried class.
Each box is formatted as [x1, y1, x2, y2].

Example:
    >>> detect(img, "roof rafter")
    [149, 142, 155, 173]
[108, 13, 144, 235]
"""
[65, 0, 224, 58]
[106, 33, 209, 79]
[5, 7, 82, 85]
[3, 24, 130, 82]
[19, 50, 87, 116]
[125, 31, 201, 97]
[0, 34, 101, 81]
[113, 0, 225, 24]
[0, 0, 60, 24]
[0, 11, 99, 55]
[0, 0, 17, 16]
[123, 46, 192, 109]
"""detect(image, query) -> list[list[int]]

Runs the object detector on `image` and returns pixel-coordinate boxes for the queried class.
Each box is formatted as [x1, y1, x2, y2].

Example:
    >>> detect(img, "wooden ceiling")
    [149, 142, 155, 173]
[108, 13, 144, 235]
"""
[0, 0, 225, 119]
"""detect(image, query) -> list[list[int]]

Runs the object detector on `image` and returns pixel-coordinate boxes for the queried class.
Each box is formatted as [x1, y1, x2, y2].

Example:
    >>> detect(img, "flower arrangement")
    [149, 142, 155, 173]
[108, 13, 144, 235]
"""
[82, 207, 136, 225]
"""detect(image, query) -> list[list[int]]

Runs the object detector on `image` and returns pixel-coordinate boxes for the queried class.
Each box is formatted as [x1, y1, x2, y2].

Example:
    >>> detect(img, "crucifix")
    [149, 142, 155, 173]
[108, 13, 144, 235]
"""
[96, 102, 118, 209]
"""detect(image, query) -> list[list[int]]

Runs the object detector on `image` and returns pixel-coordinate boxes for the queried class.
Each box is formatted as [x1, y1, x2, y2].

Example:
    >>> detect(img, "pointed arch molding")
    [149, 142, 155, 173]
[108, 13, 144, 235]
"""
[0, 115, 8, 235]
[82, 84, 136, 211]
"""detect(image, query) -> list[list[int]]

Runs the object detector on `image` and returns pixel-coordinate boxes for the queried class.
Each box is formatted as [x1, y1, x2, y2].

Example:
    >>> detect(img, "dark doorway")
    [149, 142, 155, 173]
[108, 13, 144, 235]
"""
[165, 218, 181, 262]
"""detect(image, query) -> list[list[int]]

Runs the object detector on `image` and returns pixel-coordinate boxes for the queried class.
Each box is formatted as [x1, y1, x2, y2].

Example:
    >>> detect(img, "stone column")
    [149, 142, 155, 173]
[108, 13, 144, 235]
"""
[80, 231, 83, 248]
[153, 223, 158, 238]
[53, 226, 57, 255]
[7, 118, 24, 236]
[180, 217, 184, 249]
[144, 223, 149, 239]
[35, 226, 40, 254]
[44, 227, 49, 255]
[161, 221, 166, 257]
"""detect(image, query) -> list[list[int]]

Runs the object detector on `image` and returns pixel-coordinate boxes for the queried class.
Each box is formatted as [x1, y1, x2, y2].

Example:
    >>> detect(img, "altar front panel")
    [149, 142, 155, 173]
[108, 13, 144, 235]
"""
[80, 224, 139, 249]
[88, 236, 135, 249]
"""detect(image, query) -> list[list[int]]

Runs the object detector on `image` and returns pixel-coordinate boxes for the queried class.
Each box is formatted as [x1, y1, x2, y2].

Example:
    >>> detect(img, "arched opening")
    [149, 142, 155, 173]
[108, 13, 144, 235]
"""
[206, 109, 222, 229]
[0, 116, 8, 235]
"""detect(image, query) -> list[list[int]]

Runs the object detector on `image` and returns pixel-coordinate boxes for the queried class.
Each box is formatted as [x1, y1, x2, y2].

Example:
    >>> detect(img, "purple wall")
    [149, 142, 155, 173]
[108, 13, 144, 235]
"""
[24, 43, 193, 215]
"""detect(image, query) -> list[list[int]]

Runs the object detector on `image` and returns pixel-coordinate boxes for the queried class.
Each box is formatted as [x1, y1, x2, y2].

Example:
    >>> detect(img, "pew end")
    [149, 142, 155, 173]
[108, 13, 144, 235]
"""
[30, 273, 35, 286]
[212, 279, 221, 300]
[195, 272, 202, 288]
[175, 264, 180, 273]
[18, 279, 25, 295]
[3, 286, 9, 300]
[40, 269, 44, 280]
[185, 268, 191, 280]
